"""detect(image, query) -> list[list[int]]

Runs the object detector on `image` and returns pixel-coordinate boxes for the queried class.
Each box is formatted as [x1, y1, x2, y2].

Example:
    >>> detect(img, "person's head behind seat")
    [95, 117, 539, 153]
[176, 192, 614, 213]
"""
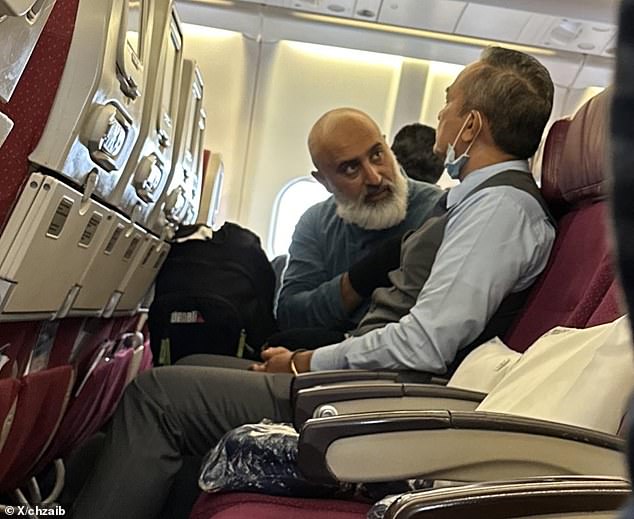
[308, 108, 408, 231]
[391, 123, 444, 184]
[461, 47, 554, 160]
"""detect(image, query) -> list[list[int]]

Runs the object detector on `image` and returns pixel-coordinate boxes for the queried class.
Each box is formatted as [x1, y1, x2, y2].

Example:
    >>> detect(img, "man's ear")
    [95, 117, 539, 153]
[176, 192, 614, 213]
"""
[311, 169, 332, 192]
[461, 111, 483, 142]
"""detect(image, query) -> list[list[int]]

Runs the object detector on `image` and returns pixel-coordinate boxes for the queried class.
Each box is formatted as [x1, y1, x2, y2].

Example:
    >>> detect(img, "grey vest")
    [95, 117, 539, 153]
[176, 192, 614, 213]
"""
[354, 170, 555, 371]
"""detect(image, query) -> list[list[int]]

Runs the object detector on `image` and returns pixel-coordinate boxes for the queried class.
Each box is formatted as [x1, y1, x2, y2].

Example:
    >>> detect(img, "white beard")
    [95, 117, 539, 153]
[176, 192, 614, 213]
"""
[335, 164, 409, 231]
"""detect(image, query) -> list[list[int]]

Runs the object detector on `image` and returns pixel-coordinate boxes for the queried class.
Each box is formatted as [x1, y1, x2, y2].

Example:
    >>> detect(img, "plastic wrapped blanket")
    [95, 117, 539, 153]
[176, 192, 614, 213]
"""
[199, 419, 432, 513]
[199, 420, 351, 498]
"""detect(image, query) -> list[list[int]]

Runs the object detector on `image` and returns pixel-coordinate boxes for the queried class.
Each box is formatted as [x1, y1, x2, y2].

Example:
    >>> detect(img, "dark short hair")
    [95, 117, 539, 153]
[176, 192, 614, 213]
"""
[391, 123, 444, 183]
[459, 47, 554, 159]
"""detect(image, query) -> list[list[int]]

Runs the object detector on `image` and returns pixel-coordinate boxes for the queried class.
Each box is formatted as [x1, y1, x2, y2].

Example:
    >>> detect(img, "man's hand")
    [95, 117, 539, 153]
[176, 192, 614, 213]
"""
[347, 233, 403, 297]
[250, 347, 313, 374]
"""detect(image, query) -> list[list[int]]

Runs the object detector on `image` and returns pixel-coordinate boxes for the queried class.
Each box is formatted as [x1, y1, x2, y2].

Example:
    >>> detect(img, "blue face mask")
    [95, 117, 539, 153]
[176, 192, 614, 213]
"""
[443, 112, 481, 180]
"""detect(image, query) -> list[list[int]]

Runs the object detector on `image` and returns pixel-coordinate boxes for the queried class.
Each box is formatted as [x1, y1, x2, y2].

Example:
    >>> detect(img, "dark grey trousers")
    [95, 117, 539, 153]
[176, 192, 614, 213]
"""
[72, 356, 294, 519]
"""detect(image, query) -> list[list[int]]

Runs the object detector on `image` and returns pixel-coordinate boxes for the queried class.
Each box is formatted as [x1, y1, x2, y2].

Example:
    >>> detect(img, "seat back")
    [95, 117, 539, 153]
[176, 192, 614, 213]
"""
[504, 90, 621, 352]
[0, 365, 74, 492]
[147, 59, 206, 235]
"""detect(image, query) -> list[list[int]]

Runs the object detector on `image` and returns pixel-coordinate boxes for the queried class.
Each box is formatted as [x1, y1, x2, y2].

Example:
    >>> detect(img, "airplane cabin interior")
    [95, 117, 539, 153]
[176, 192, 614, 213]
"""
[0, 0, 631, 518]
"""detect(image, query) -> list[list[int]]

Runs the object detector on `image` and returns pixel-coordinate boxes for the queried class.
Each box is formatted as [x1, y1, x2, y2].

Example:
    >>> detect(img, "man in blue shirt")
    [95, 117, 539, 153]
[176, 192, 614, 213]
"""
[277, 108, 442, 332]
[72, 47, 556, 519]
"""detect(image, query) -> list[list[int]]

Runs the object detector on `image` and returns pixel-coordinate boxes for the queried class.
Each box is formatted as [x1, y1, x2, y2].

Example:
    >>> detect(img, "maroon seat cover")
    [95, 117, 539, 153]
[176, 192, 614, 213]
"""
[190, 493, 370, 519]
[0, 366, 73, 491]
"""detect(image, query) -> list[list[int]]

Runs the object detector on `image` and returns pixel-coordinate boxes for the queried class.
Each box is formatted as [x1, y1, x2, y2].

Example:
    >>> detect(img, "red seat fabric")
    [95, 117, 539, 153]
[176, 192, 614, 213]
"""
[586, 280, 625, 327]
[0, 322, 39, 378]
[0, 378, 20, 454]
[0, 365, 74, 492]
[85, 348, 134, 435]
[190, 493, 370, 519]
[504, 202, 616, 351]
[0, 0, 80, 230]
[36, 359, 115, 469]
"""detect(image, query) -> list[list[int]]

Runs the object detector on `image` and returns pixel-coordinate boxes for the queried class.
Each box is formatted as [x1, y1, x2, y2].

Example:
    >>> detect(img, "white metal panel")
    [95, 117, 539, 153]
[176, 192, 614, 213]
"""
[109, 3, 184, 234]
[29, 0, 149, 208]
[290, 0, 356, 18]
[0, 111, 14, 149]
[537, 54, 585, 89]
[0, 0, 56, 103]
[452, 0, 618, 25]
[353, 0, 382, 21]
[537, 18, 616, 56]
[455, 4, 533, 42]
[0, 0, 36, 16]
[378, 0, 467, 34]
[147, 59, 205, 234]
[0, 174, 114, 319]
[572, 57, 612, 89]
[71, 215, 148, 315]
[114, 235, 169, 313]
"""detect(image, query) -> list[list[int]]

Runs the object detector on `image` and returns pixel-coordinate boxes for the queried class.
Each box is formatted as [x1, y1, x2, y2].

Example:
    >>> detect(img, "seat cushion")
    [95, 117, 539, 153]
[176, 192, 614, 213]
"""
[190, 493, 370, 519]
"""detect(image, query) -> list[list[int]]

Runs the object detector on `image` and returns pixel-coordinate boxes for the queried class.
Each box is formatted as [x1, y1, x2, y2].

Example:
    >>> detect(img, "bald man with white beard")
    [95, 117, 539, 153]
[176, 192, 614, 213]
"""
[276, 108, 442, 333]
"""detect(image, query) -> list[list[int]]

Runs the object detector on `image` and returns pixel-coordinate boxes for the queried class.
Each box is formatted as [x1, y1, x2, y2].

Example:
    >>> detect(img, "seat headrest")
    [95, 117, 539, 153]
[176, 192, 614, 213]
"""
[541, 89, 610, 206]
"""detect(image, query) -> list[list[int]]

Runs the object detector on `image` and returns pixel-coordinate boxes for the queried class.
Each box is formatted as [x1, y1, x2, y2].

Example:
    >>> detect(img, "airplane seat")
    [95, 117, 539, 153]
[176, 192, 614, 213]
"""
[190, 492, 371, 519]
[0, 378, 20, 454]
[0, 366, 74, 493]
[586, 280, 623, 328]
[503, 88, 619, 352]
[189, 90, 619, 519]
[0, 322, 40, 378]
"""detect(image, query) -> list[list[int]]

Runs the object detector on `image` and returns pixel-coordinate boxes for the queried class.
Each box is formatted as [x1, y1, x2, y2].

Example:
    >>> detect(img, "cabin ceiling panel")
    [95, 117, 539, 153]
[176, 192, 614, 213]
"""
[538, 54, 584, 88]
[460, 0, 618, 25]
[353, 0, 382, 21]
[573, 56, 613, 88]
[377, 0, 467, 34]
[455, 4, 533, 42]
[286, 0, 355, 17]
[260, 12, 482, 65]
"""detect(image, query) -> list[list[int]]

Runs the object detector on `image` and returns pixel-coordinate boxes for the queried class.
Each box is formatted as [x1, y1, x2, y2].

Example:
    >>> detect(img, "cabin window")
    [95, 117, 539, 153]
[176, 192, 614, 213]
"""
[269, 177, 329, 257]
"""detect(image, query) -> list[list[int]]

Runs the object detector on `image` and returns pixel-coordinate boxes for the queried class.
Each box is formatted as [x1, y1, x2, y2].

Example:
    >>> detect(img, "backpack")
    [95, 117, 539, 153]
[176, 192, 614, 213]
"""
[148, 223, 278, 364]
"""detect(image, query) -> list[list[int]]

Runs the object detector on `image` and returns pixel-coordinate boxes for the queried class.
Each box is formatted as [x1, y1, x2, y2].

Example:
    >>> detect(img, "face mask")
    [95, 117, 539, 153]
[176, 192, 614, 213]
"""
[444, 112, 481, 180]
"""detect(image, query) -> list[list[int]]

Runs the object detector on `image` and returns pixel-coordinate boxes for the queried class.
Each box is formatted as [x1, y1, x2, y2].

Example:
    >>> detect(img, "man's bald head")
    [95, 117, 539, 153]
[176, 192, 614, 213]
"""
[306, 108, 408, 231]
[308, 108, 383, 169]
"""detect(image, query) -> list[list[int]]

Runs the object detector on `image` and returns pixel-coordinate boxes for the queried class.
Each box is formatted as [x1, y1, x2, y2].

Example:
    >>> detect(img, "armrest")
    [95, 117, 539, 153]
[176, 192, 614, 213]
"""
[290, 370, 400, 405]
[297, 410, 626, 485]
[383, 476, 630, 519]
[293, 383, 486, 430]
[291, 370, 444, 405]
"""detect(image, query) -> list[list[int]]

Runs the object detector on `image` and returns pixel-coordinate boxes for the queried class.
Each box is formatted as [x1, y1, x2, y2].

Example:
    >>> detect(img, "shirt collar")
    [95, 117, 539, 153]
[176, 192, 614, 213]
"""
[446, 160, 530, 208]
